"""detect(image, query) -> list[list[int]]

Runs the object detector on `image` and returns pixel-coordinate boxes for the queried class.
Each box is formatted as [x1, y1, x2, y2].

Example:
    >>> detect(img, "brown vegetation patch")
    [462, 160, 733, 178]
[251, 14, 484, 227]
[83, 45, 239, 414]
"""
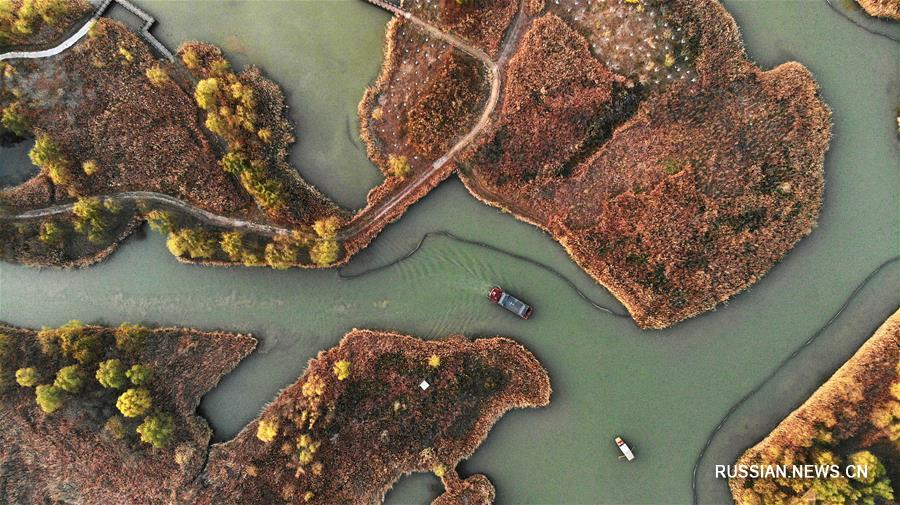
[177, 42, 345, 227]
[0, 0, 92, 50]
[199, 329, 551, 505]
[0, 322, 256, 504]
[402, 0, 520, 56]
[359, 18, 487, 176]
[856, 0, 900, 20]
[457, 0, 831, 328]
[470, 14, 633, 186]
[433, 473, 496, 505]
[729, 310, 900, 505]
[406, 51, 486, 160]
[348, 17, 489, 259]
[0, 19, 249, 216]
[0, 322, 548, 505]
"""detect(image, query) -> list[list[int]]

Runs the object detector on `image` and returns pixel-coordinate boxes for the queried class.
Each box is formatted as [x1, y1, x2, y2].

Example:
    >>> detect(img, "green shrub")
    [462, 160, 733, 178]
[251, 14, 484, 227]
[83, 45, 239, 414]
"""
[70, 332, 101, 364]
[219, 150, 251, 175]
[105, 415, 126, 440]
[264, 237, 298, 270]
[117, 46, 133, 63]
[54, 364, 87, 393]
[29, 134, 70, 186]
[1, 101, 28, 137]
[239, 166, 283, 210]
[181, 48, 199, 69]
[256, 418, 278, 442]
[387, 154, 411, 178]
[81, 160, 98, 175]
[103, 198, 121, 214]
[96, 359, 127, 389]
[332, 360, 350, 381]
[15, 367, 38, 387]
[137, 411, 174, 448]
[115, 322, 149, 354]
[36, 327, 59, 355]
[38, 221, 62, 244]
[35, 384, 65, 413]
[313, 217, 341, 239]
[166, 228, 217, 259]
[116, 388, 152, 417]
[211, 58, 231, 76]
[146, 65, 168, 86]
[73, 197, 109, 244]
[310, 239, 339, 267]
[194, 78, 219, 111]
[220, 231, 246, 262]
[126, 364, 152, 386]
[145, 210, 174, 235]
[219, 151, 283, 210]
[51, 321, 101, 364]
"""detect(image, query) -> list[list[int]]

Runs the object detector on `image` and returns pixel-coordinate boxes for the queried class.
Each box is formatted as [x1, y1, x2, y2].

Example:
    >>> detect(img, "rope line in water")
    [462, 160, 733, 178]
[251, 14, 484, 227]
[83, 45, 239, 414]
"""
[823, 0, 899, 43]
[690, 256, 900, 505]
[337, 230, 631, 318]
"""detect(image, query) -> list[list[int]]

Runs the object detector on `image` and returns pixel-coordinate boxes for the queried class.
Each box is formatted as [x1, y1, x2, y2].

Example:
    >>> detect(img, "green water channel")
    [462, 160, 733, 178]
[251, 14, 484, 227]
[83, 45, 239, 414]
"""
[1, 1, 898, 503]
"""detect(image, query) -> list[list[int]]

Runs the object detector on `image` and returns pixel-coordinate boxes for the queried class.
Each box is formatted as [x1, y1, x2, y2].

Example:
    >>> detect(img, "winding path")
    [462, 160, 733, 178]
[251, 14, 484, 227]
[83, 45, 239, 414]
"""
[0, 0, 529, 250]
[337, 0, 523, 240]
[0, 0, 110, 62]
[0, 19, 96, 62]
[5, 191, 285, 235]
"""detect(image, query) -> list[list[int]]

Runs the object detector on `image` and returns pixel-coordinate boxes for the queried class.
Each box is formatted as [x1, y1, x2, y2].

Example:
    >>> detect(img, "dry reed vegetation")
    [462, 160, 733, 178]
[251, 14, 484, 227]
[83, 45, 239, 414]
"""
[199, 329, 550, 505]
[453, 0, 831, 328]
[729, 310, 899, 505]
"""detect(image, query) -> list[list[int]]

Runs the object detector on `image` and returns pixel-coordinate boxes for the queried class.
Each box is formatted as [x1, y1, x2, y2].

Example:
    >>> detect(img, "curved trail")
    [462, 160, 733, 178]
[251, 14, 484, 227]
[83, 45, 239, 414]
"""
[0, 18, 96, 61]
[690, 256, 900, 504]
[2, 191, 286, 234]
[337, 0, 524, 240]
[0, 0, 528, 254]
[337, 230, 630, 318]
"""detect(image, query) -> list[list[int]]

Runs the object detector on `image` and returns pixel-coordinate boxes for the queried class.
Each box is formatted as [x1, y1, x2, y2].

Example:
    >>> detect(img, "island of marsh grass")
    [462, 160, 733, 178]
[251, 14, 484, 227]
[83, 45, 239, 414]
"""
[729, 310, 899, 505]
[362, 0, 831, 329]
[0, 323, 550, 505]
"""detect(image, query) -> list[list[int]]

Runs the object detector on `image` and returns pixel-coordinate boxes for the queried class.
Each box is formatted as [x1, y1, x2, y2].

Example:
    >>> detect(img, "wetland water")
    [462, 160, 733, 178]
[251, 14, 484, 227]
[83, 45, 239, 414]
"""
[1, 1, 898, 503]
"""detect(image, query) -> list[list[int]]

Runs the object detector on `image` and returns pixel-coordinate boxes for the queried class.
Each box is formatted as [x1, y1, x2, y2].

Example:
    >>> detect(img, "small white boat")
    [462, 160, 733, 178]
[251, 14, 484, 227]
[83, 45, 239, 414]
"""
[615, 436, 635, 461]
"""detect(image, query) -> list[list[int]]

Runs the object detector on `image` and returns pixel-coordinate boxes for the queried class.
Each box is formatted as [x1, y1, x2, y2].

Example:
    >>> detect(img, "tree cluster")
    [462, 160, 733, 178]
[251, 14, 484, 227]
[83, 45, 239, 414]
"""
[11, 321, 176, 448]
[188, 53, 286, 213]
[745, 428, 895, 504]
[29, 133, 70, 187]
[0, 0, 75, 46]
[1, 100, 28, 136]
[72, 196, 115, 244]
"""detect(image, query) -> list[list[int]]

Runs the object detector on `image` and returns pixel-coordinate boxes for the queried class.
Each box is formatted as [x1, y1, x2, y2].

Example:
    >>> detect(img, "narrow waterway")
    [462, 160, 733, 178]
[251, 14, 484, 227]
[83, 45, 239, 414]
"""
[0, 1, 897, 504]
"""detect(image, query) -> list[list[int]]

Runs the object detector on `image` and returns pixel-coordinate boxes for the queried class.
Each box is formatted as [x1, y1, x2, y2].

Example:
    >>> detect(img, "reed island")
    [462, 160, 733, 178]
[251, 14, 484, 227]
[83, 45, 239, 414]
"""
[729, 310, 899, 505]
[0, 323, 550, 504]
[2, 0, 831, 331]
